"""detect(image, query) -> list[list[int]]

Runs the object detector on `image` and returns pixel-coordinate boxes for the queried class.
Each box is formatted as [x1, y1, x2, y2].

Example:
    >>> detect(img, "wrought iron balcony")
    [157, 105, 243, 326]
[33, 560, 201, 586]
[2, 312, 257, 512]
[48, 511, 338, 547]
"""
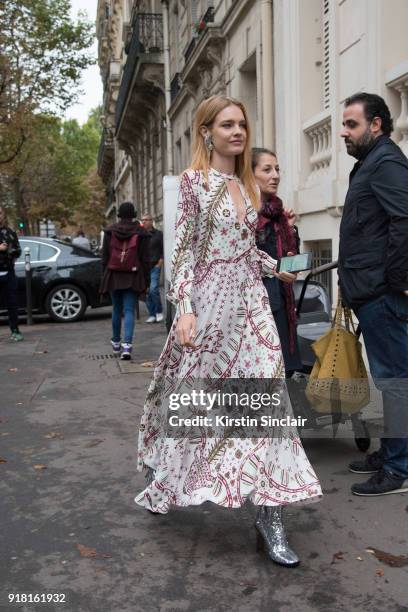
[97, 128, 114, 183]
[184, 6, 215, 65]
[183, 38, 196, 63]
[170, 72, 181, 102]
[116, 13, 163, 129]
[202, 6, 215, 24]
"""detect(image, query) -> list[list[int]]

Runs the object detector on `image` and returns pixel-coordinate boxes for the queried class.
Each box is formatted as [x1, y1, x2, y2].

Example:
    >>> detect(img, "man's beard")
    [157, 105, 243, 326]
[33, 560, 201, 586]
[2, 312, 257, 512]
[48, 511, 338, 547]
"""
[344, 129, 375, 160]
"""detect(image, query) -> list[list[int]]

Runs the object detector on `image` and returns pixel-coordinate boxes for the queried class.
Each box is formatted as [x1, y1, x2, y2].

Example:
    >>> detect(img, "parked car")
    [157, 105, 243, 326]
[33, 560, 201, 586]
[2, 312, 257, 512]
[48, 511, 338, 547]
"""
[0, 237, 109, 323]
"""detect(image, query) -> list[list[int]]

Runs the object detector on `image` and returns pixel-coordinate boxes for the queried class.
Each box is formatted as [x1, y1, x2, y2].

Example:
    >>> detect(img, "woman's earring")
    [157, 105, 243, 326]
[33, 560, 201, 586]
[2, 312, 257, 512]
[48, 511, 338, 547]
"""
[204, 134, 214, 152]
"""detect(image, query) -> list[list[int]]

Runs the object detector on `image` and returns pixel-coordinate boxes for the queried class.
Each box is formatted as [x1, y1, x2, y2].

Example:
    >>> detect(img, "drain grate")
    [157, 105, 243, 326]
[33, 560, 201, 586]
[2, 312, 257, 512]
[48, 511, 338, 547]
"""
[79, 353, 118, 361]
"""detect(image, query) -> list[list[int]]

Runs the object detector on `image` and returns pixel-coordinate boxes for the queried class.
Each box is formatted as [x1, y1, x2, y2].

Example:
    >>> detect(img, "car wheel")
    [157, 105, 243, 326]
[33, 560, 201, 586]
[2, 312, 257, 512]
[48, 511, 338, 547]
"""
[45, 284, 87, 322]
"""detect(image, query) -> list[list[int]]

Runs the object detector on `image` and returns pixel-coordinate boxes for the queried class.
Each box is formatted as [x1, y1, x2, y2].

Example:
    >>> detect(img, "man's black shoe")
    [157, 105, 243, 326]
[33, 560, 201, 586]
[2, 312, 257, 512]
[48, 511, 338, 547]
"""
[351, 469, 408, 496]
[349, 450, 384, 474]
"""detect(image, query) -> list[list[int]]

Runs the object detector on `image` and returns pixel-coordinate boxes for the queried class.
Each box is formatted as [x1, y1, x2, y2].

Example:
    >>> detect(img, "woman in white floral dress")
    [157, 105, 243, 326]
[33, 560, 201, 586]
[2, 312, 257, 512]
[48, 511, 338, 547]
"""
[135, 95, 322, 567]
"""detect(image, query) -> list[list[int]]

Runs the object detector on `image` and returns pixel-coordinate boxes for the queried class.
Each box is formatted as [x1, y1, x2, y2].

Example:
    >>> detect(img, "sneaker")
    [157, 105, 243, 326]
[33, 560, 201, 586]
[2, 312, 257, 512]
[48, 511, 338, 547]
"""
[120, 343, 132, 360]
[155, 313, 164, 323]
[10, 330, 24, 342]
[349, 450, 384, 474]
[110, 340, 121, 355]
[351, 469, 408, 496]
[146, 316, 156, 324]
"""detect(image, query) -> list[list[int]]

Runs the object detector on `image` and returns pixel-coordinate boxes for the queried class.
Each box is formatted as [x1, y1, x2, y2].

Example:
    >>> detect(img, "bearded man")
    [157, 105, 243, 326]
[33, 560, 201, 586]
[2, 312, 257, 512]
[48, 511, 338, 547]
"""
[338, 92, 408, 496]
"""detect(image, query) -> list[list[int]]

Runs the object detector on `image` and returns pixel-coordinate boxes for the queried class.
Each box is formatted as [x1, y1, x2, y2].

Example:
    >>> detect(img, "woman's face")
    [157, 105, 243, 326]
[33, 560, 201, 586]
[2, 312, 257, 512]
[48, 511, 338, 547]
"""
[253, 153, 280, 196]
[203, 104, 247, 158]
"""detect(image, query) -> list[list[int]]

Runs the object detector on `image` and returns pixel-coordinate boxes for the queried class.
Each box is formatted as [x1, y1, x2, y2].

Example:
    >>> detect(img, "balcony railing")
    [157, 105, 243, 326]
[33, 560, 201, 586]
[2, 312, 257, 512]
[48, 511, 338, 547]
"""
[170, 72, 181, 102]
[183, 38, 196, 63]
[386, 60, 408, 158]
[303, 111, 332, 186]
[202, 6, 215, 24]
[97, 128, 114, 180]
[184, 5, 215, 64]
[116, 13, 163, 128]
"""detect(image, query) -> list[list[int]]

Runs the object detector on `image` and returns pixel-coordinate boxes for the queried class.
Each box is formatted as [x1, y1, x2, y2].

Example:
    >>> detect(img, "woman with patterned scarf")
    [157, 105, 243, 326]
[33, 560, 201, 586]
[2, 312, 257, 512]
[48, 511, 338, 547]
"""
[252, 148, 302, 377]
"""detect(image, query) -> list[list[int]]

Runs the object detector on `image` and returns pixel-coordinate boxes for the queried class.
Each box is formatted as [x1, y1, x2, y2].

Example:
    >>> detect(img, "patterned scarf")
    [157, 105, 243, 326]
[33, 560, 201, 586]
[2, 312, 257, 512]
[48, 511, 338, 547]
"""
[257, 195, 297, 354]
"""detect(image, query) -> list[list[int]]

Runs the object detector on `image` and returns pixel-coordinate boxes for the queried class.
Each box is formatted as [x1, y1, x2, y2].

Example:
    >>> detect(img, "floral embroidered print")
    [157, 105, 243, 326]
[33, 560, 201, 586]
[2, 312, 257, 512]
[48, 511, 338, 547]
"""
[135, 167, 322, 514]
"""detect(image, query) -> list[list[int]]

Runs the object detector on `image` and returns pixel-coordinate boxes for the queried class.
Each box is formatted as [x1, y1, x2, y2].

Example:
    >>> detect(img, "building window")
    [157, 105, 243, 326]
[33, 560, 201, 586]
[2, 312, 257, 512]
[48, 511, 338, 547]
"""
[304, 239, 333, 302]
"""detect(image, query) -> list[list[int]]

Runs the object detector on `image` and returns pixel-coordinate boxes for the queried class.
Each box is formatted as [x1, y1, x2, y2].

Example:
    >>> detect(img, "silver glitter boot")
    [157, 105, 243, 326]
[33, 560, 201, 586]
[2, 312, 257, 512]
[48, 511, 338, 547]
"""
[255, 506, 300, 567]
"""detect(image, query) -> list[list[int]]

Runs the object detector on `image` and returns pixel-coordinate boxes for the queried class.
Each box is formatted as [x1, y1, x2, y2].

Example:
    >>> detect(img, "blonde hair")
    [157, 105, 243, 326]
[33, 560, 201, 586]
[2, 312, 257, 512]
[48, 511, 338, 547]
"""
[190, 95, 260, 211]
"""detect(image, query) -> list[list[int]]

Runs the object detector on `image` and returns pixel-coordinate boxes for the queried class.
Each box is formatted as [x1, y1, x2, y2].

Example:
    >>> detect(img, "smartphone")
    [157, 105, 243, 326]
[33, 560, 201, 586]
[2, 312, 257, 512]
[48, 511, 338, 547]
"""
[277, 253, 313, 273]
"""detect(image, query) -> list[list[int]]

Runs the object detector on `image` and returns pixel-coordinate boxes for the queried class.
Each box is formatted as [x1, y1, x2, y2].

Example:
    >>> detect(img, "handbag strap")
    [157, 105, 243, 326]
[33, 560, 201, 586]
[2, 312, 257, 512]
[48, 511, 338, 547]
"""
[333, 288, 356, 333]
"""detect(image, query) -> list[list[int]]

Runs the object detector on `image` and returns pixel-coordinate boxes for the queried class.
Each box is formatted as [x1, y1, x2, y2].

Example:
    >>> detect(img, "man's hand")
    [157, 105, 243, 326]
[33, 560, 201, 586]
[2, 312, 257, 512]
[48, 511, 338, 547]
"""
[276, 271, 297, 284]
[156, 258, 164, 269]
[284, 208, 297, 227]
[404, 290, 408, 296]
[176, 313, 197, 348]
[0, 243, 8, 252]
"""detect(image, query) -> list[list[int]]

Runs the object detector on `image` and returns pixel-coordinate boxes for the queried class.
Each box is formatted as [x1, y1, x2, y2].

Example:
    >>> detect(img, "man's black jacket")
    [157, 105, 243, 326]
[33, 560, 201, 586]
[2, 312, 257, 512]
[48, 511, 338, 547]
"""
[338, 135, 408, 309]
[147, 227, 163, 267]
[0, 226, 22, 272]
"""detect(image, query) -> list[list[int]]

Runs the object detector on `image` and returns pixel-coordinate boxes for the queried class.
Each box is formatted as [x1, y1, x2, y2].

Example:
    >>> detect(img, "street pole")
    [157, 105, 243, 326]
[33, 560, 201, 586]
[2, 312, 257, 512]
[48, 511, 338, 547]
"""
[24, 247, 33, 326]
[161, 0, 173, 175]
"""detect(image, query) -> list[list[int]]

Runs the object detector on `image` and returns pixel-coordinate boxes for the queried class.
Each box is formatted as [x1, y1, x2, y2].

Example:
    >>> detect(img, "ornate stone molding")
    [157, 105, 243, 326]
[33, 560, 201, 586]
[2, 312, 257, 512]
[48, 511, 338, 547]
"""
[178, 27, 226, 107]
[386, 60, 408, 158]
[303, 110, 332, 187]
[142, 64, 165, 92]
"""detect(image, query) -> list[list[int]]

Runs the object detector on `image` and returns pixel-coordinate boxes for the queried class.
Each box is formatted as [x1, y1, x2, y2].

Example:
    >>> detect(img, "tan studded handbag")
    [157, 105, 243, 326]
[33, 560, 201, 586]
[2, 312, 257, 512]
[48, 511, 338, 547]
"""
[305, 289, 370, 414]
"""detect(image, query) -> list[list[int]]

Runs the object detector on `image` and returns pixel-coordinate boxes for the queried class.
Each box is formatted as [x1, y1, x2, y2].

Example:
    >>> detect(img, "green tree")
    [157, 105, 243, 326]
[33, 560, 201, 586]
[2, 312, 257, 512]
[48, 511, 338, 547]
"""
[10, 107, 105, 234]
[13, 114, 88, 230]
[0, 0, 94, 165]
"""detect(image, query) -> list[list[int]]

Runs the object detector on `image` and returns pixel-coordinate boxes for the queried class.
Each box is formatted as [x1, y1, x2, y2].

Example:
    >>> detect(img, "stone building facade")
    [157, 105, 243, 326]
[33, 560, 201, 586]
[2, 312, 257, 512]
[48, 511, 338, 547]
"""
[97, 0, 408, 299]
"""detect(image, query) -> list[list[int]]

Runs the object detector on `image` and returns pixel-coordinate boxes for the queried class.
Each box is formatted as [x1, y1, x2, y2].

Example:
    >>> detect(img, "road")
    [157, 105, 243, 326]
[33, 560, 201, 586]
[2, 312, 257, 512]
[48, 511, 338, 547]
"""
[0, 307, 407, 612]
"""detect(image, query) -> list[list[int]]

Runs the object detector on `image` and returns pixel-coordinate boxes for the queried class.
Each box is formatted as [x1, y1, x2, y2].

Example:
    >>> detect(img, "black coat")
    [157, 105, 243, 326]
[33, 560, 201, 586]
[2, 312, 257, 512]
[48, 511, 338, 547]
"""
[0, 226, 21, 272]
[338, 135, 408, 309]
[147, 227, 163, 267]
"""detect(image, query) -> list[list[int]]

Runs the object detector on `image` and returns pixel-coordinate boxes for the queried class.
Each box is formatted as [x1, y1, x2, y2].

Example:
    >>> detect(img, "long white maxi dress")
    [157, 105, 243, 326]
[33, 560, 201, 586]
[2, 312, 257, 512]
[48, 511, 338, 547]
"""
[135, 168, 322, 514]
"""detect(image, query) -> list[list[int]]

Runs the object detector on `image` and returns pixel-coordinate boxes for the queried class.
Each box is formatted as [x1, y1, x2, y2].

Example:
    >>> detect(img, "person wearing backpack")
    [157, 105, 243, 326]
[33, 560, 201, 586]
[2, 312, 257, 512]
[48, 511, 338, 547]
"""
[100, 202, 151, 360]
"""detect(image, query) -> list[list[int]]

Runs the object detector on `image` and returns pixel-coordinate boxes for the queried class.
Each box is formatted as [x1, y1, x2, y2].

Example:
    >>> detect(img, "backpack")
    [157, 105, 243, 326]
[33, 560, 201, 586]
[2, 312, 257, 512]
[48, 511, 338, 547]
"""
[108, 233, 139, 272]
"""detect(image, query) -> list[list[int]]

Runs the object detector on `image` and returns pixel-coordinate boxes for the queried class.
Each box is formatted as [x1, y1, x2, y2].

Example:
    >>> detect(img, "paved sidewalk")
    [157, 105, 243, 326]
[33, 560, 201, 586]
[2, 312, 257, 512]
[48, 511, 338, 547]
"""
[0, 309, 407, 612]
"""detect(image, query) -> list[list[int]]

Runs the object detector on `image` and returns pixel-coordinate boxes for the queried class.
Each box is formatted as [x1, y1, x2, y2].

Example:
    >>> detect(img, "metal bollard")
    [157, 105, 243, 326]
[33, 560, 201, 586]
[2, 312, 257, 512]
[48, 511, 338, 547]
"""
[24, 247, 33, 326]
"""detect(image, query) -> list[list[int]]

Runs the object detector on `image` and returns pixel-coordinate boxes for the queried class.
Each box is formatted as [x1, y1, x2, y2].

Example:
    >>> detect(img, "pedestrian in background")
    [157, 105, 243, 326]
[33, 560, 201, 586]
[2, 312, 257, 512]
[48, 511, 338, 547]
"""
[339, 92, 408, 496]
[252, 148, 302, 377]
[72, 230, 91, 251]
[141, 213, 164, 323]
[0, 206, 23, 341]
[100, 202, 151, 360]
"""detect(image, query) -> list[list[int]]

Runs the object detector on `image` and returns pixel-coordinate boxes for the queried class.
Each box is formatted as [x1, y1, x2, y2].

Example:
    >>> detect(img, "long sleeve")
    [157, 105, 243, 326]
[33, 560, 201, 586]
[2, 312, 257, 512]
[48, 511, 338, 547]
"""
[167, 170, 200, 315]
[371, 159, 408, 292]
[254, 246, 278, 278]
[9, 229, 21, 260]
[138, 233, 152, 289]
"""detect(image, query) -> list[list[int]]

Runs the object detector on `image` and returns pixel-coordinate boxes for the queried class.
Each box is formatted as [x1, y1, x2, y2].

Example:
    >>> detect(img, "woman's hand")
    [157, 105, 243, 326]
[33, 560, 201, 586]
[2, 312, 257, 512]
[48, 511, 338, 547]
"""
[176, 313, 197, 348]
[276, 271, 297, 284]
[284, 208, 297, 227]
